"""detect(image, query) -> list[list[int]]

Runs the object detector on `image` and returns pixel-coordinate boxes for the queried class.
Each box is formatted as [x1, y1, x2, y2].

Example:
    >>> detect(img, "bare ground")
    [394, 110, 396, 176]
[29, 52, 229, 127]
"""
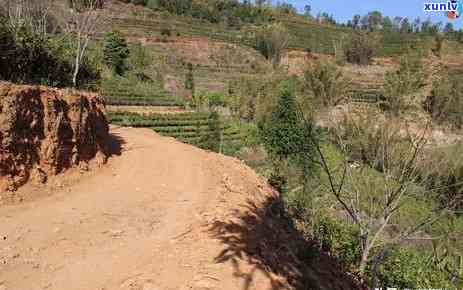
[0, 126, 360, 290]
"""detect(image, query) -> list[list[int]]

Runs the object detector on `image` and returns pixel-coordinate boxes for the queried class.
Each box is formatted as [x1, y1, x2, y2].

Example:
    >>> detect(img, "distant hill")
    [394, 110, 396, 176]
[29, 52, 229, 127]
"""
[106, 0, 448, 56]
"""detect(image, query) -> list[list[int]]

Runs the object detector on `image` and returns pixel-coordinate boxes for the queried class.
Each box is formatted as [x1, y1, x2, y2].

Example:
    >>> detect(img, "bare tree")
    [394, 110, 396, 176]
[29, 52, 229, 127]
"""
[58, 0, 105, 87]
[0, 0, 55, 37]
[300, 108, 462, 282]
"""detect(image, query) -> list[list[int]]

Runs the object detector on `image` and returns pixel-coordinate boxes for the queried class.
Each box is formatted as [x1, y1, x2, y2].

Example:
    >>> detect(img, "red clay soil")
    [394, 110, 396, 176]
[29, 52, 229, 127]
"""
[0, 82, 109, 192]
[0, 125, 362, 290]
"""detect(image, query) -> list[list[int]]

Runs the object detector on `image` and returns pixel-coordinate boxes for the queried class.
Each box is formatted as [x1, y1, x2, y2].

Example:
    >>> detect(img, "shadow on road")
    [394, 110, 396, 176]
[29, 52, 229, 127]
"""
[107, 131, 125, 156]
[209, 196, 364, 290]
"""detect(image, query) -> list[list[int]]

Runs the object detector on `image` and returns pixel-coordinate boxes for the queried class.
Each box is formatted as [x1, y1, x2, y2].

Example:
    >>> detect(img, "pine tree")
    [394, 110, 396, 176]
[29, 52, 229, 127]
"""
[258, 84, 300, 161]
[103, 31, 129, 75]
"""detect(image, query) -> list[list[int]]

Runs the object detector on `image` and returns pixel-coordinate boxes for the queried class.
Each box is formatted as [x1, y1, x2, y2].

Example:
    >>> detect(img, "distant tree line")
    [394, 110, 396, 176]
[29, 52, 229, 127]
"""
[346, 11, 463, 41]
[120, 0, 281, 27]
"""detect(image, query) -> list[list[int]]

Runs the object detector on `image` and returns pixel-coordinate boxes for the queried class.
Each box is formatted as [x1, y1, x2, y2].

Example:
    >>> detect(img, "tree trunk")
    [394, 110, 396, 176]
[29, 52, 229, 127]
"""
[72, 58, 80, 87]
[370, 248, 390, 288]
[73, 34, 81, 87]
[359, 242, 371, 275]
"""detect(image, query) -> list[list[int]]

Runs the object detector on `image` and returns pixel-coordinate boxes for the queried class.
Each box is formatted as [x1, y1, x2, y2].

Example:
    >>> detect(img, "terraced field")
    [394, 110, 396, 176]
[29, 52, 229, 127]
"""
[112, 17, 255, 46]
[147, 42, 267, 94]
[110, 6, 432, 57]
[108, 111, 243, 153]
[341, 63, 394, 105]
[102, 77, 185, 107]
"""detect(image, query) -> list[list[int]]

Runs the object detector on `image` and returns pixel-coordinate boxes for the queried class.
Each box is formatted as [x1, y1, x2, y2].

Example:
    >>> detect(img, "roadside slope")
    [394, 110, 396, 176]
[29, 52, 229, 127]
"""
[0, 126, 359, 290]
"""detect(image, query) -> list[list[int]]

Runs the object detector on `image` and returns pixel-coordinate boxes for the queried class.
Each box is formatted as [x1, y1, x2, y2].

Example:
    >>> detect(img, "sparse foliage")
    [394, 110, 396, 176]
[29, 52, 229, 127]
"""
[303, 59, 349, 107]
[0, 0, 57, 38]
[0, 6, 98, 87]
[302, 108, 461, 280]
[59, 0, 105, 87]
[431, 34, 445, 57]
[344, 32, 380, 65]
[425, 74, 463, 128]
[376, 247, 456, 289]
[382, 54, 426, 116]
[254, 22, 290, 68]
[314, 212, 361, 270]
[198, 111, 221, 152]
[129, 42, 152, 77]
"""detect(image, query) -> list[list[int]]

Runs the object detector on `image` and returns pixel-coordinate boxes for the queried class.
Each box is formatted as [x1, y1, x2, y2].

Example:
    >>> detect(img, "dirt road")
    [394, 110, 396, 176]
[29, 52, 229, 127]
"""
[0, 126, 289, 290]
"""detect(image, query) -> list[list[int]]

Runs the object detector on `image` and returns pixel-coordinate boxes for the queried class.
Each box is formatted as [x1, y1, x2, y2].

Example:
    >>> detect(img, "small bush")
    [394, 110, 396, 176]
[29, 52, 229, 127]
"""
[425, 74, 463, 128]
[381, 54, 426, 115]
[303, 59, 349, 107]
[376, 248, 454, 289]
[337, 110, 408, 173]
[254, 22, 290, 68]
[344, 32, 380, 65]
[313, 213, 361, 270]
[128, 43, 151, 73]
[431, 34, 445, 57]
[198, 111, 221, 152]
[206, 91, 226, 108]
[420, 144, 463, 211]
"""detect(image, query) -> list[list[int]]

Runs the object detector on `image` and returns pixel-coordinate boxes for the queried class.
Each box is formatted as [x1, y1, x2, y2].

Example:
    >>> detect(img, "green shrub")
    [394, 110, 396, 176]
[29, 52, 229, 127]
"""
[190, 91, 226, 111]
[207, 92, 226, 108]
[258, 83, 301, 161]
[103, 31, 130, 75]
[198, 111, 221, 152]
[240, 122, 260, 148]
[376, 248, 454, 289]
[313, 213, 361, 270]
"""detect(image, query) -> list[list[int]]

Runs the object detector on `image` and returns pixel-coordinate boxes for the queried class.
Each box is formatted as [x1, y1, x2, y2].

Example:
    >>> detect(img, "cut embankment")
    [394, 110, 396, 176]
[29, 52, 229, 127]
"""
[0, 82, 110, 192]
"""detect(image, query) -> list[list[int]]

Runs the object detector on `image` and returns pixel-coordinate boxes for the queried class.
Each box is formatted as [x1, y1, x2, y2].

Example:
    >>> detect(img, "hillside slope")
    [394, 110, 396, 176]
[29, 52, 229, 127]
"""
[0, 126, 360, 290]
